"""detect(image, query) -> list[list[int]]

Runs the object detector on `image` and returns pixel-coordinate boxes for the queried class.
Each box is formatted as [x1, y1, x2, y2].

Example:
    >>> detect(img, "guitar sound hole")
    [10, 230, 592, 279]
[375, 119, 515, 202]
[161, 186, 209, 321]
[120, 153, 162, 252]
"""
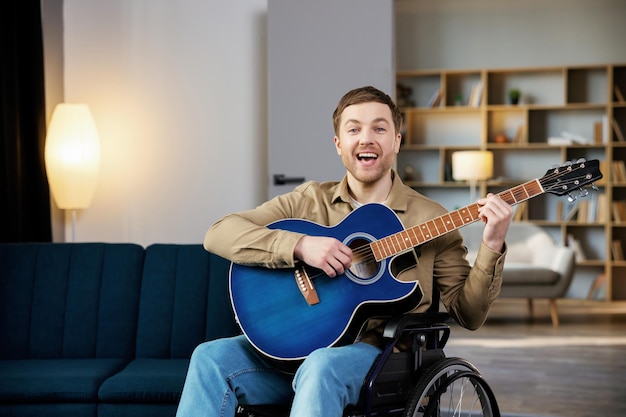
[347, 238, 379, 281]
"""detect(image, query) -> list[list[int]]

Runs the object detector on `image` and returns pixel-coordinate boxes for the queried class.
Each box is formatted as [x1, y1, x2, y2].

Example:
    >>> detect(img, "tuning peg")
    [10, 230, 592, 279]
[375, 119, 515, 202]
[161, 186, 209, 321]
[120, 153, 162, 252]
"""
[591, 183, 599, 191]
[578, 187, 589, 198]
[576, 158, 587, 163]
[567, 192, 577, 202]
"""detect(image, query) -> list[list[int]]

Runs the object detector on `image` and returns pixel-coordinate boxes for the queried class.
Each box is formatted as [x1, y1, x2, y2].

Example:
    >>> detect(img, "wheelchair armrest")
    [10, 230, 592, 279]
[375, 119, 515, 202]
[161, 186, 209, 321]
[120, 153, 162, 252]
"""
[382, 312, 451, 339]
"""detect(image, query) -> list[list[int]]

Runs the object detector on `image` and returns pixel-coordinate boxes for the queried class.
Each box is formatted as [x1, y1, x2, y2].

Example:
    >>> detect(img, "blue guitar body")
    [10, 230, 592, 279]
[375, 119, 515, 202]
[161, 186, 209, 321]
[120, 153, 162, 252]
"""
[229, 204, 422, 361]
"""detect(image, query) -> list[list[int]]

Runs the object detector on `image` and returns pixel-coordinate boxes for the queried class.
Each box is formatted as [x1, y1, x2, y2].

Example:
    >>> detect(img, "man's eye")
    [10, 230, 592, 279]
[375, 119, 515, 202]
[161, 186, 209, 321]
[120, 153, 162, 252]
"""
[375, 127, 386, 133]
[348, 128, 359, 134]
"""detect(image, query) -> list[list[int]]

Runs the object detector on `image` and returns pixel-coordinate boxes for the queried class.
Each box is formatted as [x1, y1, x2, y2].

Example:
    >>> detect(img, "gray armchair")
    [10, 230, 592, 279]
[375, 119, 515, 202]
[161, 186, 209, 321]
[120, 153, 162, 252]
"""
[462, 221, 576, 326]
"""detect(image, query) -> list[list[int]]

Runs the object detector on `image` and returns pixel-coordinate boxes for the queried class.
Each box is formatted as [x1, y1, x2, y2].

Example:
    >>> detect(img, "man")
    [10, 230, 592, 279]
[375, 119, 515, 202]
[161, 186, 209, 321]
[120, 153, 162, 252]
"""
[176, 86, 513, 417]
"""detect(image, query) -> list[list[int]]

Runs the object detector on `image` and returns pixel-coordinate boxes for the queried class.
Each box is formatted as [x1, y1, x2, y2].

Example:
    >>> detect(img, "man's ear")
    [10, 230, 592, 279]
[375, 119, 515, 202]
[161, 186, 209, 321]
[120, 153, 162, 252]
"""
[394, 133, 402, 153]
[334, 136, 342, 155]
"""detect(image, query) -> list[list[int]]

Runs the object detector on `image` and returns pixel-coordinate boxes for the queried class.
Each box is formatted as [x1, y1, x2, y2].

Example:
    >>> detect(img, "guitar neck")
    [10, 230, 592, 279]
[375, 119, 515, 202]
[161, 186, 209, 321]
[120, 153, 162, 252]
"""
[370, 179, 544, 261]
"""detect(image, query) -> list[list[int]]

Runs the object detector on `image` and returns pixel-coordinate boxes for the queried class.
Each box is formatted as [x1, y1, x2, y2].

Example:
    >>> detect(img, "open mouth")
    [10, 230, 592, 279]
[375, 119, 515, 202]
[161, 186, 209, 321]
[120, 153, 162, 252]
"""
[357, 152, 378, 162]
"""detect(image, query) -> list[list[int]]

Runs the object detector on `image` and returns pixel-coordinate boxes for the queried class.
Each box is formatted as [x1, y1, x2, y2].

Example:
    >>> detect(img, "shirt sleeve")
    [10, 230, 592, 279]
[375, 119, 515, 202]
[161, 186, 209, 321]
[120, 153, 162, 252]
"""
[203, 193, 307, 268]
[444, 241, 506, 330]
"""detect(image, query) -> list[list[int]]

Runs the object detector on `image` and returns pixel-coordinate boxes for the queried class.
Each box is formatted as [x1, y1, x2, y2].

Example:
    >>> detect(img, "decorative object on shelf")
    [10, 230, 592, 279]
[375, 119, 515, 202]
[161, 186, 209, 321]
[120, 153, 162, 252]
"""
[396, 83, 415, 107]
[454, 93, 463, 106]
[44, 103, 101, 242]
[508, 88, 521, 105]
[451, 150, 493, 202]
[494, 133, 508, 144]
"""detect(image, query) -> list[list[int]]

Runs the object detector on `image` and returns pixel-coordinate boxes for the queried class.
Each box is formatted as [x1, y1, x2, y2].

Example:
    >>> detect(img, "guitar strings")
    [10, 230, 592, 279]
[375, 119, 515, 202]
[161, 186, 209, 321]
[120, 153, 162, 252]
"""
[348, 165, 590, 264]
[303, 163, 594, 280]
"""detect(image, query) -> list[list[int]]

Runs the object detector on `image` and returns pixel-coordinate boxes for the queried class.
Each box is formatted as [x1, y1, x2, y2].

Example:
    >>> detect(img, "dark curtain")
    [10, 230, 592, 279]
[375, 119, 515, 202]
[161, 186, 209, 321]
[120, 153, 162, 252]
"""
[0, 0, 52, 242]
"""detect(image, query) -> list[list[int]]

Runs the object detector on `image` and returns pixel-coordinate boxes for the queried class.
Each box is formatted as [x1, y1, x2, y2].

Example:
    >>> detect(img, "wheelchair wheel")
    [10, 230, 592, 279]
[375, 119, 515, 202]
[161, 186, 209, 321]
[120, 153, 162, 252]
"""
[403, 357, 499, 417]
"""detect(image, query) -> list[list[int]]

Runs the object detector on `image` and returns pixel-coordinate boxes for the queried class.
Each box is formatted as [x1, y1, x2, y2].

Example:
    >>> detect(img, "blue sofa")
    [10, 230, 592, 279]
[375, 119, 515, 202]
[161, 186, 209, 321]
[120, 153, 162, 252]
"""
[0, 243, 240, 417]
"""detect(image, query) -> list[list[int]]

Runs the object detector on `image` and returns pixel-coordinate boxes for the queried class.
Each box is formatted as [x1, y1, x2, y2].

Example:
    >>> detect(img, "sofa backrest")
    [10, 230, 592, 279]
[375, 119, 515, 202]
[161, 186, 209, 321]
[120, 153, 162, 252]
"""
[135, 244, 240, 359]
[0, 243, 144, 360]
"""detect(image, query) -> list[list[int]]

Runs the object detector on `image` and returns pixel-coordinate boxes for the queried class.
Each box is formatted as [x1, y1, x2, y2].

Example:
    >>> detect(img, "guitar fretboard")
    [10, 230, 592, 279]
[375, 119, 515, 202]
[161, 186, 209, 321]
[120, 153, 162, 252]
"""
[370, 179, 544, 261]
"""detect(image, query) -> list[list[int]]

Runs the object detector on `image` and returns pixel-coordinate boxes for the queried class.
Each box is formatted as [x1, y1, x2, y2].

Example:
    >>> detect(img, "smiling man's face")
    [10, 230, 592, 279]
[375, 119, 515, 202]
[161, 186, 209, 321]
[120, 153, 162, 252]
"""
[334, 101, 401, 186]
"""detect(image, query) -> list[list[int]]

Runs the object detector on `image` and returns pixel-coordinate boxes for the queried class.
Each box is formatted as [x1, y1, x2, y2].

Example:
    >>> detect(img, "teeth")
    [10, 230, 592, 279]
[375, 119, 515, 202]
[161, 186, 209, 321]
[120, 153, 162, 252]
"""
[358, 153, 378, 159]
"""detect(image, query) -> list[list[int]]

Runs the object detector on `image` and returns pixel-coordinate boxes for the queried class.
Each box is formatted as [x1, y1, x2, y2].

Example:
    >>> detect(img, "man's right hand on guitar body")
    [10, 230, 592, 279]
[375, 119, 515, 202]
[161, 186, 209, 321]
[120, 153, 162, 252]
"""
[294, 235, 353, 278]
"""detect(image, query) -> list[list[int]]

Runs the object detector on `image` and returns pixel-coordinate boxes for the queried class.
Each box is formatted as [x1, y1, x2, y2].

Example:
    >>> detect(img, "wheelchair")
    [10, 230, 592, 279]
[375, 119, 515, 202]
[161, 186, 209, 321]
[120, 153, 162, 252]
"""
[235, 311, 500, 417]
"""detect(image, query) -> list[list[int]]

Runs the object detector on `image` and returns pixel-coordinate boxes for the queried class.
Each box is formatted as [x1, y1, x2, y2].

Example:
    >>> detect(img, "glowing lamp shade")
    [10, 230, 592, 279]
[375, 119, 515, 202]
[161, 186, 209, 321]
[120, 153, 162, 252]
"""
[45, 103, 100, 209]
[451, 151, 493, 202]
[451, 151, 493, 181]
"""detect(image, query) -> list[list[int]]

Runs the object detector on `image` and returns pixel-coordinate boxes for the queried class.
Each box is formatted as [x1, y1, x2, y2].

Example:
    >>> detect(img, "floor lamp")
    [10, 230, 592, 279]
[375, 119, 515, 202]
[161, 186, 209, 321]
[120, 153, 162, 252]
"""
[451, 151, 493, 202]
[44, 103, 101, 242]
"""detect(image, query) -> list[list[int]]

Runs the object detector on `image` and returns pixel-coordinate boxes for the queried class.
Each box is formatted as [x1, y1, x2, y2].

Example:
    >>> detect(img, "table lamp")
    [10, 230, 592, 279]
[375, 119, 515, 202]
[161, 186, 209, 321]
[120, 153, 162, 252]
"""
[451, 151, 493, 202]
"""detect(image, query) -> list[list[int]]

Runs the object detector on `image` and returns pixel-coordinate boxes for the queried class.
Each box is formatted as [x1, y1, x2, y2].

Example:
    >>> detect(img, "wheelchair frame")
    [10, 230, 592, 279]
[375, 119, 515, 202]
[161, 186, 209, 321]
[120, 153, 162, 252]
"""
[236, 312, 500, 417]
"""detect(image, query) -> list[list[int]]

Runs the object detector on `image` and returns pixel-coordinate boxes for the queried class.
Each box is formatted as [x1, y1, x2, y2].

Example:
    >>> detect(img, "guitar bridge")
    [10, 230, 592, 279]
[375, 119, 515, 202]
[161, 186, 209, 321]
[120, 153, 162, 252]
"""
[294, 265, 320, 306]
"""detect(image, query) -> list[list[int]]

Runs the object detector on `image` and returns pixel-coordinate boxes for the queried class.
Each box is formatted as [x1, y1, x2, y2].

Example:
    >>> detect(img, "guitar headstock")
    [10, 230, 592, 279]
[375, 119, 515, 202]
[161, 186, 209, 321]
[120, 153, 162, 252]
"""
[540, 159, 603, 198]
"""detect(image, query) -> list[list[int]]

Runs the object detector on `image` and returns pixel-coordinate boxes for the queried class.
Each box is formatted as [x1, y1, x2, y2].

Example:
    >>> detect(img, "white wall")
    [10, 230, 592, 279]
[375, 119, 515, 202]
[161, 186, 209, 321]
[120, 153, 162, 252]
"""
[396, 0, 626, 70]
[49, 0, 626, 245]
[56, 0, 267, 245]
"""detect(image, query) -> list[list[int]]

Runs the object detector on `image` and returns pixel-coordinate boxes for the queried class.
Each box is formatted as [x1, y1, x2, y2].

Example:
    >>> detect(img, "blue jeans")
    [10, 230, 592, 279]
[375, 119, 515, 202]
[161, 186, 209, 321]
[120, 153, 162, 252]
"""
[176, 335, 382, 417]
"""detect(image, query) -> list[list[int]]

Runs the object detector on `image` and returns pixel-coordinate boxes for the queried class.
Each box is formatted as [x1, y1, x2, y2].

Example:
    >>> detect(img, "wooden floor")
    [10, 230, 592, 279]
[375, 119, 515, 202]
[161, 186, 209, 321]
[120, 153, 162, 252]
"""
[444, 299, 626, 417]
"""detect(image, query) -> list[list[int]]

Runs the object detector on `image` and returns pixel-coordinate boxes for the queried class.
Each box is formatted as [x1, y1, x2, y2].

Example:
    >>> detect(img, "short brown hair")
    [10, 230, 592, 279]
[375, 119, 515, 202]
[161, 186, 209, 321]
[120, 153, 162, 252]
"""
[332, 86, 402, 136]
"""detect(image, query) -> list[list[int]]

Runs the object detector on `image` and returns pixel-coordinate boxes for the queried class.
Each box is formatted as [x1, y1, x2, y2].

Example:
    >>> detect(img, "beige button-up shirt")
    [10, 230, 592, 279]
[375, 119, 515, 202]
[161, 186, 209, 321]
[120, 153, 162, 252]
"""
[205, 172, 505, 336]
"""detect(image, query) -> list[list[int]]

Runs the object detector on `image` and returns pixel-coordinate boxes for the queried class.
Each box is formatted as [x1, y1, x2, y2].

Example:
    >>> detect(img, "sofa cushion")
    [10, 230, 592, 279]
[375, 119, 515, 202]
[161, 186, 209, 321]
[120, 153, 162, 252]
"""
[98, 358, 189, 403]
[0, 359, 127, 402]
[135, 245, 240, 359]
[0, 243, 144, 360]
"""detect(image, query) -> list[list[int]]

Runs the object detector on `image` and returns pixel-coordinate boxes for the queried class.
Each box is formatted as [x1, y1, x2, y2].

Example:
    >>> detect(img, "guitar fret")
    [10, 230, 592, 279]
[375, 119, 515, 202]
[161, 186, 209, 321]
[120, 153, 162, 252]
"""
[393, 234, 404, 252]
[382, 237, 393, 258]
[448, 210, 463, 227]
[421, 224, 431, 239]
[433, 217, 446, 235]
[400, 230, 413, 249]
[442, 213, 455, 231]
[409, 227, 422, 245]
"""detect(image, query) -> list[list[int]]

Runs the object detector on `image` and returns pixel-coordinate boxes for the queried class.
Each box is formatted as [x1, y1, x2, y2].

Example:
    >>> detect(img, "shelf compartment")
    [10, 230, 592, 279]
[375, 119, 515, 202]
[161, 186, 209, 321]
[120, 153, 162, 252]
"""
[443, 71, 482, 107]
[397, 72, 442, 108]
[487, 108, 526, 144]
[402, 109, 482, 146]
[490, 148, 562, 181]
[527, 107, 606, 144]
[566, 66, 608, 104]
[397, 148, 441, 184]
[487, 68, 564, 106]
[613, 65, 626, 104]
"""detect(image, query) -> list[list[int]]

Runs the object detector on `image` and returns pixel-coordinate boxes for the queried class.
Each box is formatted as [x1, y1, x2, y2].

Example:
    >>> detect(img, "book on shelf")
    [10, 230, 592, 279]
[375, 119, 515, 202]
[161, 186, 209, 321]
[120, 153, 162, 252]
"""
[427, 89, 442, 108]
[563, 200, 580, 222]
[612, 160, 626, 183]
[511, 124, 526, 144]
[615, 85, 626, 103]
[587, 273, 607, 300]
[593, 121, 603, 144]
[602, 115, 610, 144]
[611, 118, 625, 142]
[576, 200, 589, 223]
[562, 194, 605, 223]
[612, 200, 626, 223]
[612, 239, 624, 261]
[567, 233, 587, 261]
[468, 82, 483, 107]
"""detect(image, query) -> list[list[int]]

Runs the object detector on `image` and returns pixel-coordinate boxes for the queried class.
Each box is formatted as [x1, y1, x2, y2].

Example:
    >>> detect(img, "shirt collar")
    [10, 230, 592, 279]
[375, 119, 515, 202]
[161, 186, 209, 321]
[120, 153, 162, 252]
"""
[331, 170, 409, 212]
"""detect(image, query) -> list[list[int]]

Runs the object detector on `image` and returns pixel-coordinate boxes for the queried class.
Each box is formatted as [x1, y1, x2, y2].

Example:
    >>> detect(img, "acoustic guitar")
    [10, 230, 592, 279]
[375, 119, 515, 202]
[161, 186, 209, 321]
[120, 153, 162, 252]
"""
[229, 159, 602, 361]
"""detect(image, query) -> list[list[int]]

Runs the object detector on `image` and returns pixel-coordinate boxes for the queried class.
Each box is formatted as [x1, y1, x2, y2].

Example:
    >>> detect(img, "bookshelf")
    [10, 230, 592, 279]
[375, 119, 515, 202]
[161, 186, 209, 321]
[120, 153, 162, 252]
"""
[396, 63, 626, 301]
